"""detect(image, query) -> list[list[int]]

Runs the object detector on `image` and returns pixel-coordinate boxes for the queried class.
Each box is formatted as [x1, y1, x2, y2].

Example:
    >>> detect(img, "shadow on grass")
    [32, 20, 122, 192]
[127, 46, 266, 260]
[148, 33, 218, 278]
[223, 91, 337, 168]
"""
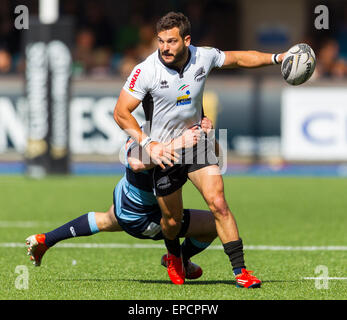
[40, 278, 234, 285]
[127, 279, 302, 285]
[40, 278, 303, 286]
[40, 278, 121, 282]
[132, 279, 236, 285]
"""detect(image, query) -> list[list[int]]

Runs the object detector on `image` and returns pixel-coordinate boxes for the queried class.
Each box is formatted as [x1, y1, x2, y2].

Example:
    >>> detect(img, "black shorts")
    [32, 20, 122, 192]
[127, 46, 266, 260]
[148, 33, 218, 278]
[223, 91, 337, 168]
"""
[115, 208, 191, 241]
[153, 136, 218, 197]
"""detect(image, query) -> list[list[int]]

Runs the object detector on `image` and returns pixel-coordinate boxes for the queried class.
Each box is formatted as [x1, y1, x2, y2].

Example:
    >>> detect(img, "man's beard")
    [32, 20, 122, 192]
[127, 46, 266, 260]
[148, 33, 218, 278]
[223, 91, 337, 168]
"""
[161, 46, 188, 67]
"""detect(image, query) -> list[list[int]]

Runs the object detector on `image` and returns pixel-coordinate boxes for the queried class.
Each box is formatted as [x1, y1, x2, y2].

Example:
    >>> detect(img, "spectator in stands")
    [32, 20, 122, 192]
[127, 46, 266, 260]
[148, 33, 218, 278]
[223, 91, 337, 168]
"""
[186, 0, 208, 46]
[336, 5, 347, 61]
[73, 28, 96, 75]
[316, 38, 347, 78]
[113, 13, 143, 78]
[0, 47, 12, 73]
[82, 0, 114, 50]
[91, 48, 112, 76]
[117, 50, 138, 79]
[134, 23, 157, 62]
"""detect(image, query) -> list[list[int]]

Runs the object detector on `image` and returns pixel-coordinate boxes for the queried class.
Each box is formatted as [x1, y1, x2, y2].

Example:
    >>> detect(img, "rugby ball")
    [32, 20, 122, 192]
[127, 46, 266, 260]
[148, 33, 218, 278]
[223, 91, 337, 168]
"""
[281, 43, 316, 85]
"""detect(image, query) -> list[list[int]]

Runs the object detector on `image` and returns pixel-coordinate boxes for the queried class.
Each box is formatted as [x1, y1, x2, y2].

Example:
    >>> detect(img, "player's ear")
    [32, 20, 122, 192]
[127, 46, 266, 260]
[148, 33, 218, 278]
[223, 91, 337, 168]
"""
[184, 35, 191, 47]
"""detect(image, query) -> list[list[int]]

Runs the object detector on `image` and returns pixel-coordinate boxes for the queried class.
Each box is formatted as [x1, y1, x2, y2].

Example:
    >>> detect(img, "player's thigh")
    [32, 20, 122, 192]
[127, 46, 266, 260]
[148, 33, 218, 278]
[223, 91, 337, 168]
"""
[95, 205, 123, 232]
[188, 165, 225, 203]
[184, 209, 217, 239]
[156, 187, 184, 221]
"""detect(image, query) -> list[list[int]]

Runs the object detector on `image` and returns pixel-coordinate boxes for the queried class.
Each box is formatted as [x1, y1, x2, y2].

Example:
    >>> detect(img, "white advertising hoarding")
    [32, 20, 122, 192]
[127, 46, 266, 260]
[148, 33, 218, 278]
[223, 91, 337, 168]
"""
[0, 96, 145, 155]
[281, 88, 347, 160]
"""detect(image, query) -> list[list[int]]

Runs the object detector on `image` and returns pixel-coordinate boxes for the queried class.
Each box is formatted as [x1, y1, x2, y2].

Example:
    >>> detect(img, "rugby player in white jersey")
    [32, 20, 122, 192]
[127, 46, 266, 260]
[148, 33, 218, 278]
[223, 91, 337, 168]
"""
[114, 12, 285, 288]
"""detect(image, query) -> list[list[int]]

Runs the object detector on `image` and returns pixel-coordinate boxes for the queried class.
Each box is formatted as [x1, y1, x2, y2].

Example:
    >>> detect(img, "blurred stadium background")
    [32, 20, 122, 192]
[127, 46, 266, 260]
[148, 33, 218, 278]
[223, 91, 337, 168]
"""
[1, 0, 347, 176]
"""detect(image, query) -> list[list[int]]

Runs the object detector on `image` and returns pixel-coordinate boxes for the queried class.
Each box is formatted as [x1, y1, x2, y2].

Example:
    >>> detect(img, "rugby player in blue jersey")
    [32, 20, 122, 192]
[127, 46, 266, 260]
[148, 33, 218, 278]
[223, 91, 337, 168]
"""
[26, 118, 218, 281]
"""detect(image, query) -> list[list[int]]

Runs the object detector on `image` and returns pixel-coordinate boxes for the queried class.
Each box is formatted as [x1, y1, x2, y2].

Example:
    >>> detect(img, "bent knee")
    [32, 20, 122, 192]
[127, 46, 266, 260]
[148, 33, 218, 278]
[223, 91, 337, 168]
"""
[161, 217, 181, 239]
[163, 217, 181, 230]
[207, 195, 228, 215]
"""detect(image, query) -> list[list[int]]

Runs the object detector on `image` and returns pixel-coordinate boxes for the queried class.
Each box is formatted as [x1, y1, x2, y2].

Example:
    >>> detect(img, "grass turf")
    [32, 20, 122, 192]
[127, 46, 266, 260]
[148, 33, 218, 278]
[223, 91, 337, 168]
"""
[0, 175, 346, 300]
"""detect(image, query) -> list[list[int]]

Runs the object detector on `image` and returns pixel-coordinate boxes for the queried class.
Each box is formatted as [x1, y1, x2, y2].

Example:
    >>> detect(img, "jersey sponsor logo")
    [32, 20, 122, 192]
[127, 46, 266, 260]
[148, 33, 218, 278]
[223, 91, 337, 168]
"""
[129, 68, 141, 92]
[160, 80, 169, 89]
[176, 90, 192, 106]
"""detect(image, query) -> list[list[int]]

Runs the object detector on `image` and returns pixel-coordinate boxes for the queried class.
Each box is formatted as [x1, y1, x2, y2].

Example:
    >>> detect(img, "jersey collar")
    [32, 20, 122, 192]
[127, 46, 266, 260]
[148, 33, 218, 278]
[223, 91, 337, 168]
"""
[157, 48, 192, 78]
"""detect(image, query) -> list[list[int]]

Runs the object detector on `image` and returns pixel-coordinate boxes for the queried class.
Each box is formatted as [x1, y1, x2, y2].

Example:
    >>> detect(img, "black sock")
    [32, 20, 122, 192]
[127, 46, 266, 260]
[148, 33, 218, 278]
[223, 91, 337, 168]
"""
[44, 212, 99, 247]
[223, 238, 246, 275]
[164, 237, 181, 257]
[181, 237, 211, 266]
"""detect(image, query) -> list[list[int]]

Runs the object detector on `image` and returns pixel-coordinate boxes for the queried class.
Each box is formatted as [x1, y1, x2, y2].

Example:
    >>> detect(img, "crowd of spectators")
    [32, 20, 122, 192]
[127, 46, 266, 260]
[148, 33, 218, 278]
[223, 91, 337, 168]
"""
[0, 0, 225, 78]
[0, 0, 347, 79]
[312, 4, 347, 79]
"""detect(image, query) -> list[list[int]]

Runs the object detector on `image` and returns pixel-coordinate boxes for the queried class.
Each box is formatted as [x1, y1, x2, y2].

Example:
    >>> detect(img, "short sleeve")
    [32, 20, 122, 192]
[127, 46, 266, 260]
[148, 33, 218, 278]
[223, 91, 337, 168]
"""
[211, 48, 225, 68]
[123, 63, 151, 100]
[198, 46, 226, 71]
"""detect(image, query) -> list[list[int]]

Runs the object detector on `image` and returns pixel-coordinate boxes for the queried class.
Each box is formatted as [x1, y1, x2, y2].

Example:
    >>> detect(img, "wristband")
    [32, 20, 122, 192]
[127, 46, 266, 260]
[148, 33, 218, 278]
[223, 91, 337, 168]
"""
[271, 54, 280, 65]
[140, 136, 152, 149]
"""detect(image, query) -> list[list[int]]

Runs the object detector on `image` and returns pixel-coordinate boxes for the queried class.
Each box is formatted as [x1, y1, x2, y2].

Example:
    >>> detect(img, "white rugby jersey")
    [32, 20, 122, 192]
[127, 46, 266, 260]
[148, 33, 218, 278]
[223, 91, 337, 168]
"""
[122, 45, 225, 142]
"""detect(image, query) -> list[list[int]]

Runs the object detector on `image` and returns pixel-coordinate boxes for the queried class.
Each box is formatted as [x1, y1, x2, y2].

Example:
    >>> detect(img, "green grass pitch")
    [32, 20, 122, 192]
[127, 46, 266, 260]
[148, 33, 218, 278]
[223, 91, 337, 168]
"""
[0, 175, 346, 300]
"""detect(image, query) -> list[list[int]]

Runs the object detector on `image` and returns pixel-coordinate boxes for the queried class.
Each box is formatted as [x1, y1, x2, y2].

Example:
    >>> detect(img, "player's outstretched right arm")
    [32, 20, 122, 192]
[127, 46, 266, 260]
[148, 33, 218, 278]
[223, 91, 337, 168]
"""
[222, 50, 286, 69]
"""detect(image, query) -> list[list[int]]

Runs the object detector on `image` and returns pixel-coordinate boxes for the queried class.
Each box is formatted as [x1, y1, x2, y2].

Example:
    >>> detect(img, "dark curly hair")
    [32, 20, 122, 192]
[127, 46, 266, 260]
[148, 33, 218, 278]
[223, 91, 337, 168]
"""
[156, 12, 191, 38]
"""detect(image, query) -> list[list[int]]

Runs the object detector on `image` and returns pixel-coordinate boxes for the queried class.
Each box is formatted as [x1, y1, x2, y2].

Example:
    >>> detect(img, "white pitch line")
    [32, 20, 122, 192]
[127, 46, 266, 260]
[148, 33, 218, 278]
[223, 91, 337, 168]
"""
[0, 221, 54, 228]
[1, 242, 347, 251]
[244, 245, 347, 251]
[303, 277, 347, 280]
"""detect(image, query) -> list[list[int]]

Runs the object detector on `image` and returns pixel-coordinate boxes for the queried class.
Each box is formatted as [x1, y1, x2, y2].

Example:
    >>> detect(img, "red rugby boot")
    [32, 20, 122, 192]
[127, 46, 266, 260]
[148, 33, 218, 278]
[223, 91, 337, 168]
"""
[235, 269, 262, 288]
[163, 253, 185, 285]
[25, 234, 48, 267]
[161, 254, 203, 280]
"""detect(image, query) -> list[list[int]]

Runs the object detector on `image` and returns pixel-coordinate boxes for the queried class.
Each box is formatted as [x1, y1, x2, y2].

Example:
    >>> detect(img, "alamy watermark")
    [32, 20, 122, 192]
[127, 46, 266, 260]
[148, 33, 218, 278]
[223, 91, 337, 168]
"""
[14, 265, 29, 290]
[314, 265, 329, 289]
[14, 5, 29, 30]
[303, 265, 330, 289]
[314, 5, 329, 30]
[118, 125, 228, 175]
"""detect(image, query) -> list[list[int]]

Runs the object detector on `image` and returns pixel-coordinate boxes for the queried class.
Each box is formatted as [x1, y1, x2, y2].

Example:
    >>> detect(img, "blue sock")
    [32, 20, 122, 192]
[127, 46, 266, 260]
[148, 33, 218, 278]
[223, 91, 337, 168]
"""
[233, 267, 243, 276]
[44, 212, 99, 247]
